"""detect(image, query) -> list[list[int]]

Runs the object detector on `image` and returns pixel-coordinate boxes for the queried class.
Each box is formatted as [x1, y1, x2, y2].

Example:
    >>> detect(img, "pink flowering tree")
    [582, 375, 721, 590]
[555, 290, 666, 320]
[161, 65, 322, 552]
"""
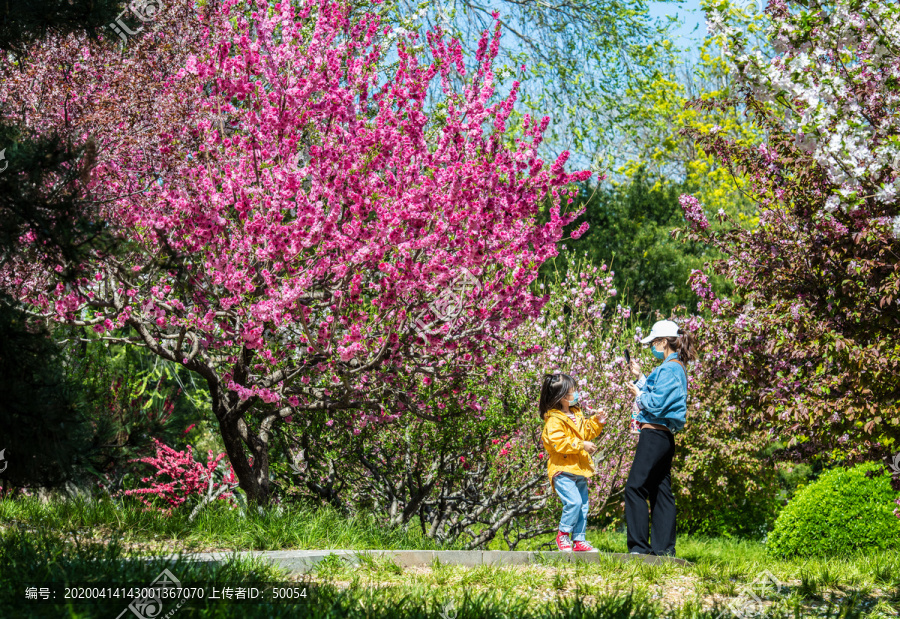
[675, 0, 900, 463]
[0, 0, 589, 505]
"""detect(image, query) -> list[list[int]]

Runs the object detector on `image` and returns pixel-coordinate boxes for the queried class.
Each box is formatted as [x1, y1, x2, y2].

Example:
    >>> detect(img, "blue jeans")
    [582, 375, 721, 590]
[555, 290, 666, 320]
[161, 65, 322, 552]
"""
[554, 472, 589, 541]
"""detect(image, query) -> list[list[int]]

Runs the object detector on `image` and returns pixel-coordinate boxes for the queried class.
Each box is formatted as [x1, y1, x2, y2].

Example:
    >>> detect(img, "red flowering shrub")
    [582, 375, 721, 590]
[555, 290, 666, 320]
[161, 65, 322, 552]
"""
[124, 439, 237, 515]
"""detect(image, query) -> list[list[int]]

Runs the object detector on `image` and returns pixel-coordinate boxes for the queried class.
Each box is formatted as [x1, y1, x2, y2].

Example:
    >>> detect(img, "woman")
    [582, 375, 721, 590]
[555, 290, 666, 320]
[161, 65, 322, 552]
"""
[624, 319, 697, 556]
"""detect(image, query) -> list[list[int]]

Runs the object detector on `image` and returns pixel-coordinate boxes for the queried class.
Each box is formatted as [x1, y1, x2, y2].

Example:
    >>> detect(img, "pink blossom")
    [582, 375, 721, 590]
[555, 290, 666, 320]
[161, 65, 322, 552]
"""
[678, 194, 709, 231]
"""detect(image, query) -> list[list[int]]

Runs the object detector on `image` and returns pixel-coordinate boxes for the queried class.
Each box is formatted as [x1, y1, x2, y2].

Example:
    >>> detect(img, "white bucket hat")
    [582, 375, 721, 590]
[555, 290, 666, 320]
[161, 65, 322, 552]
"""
[639, 320, 680, 344]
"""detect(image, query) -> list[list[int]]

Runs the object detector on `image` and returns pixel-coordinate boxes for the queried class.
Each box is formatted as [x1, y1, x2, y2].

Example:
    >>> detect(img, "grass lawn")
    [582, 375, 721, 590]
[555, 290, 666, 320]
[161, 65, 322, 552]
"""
[0, 496, 454, 553]
[1, 497, 898, 618]
[307, 533, 898, 618]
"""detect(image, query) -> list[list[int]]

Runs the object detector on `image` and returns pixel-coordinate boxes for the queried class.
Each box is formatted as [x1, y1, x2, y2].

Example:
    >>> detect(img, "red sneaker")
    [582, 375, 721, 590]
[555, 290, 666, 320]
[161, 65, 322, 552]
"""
[573, 540, 595, 552]
[555, 531, 573, 552]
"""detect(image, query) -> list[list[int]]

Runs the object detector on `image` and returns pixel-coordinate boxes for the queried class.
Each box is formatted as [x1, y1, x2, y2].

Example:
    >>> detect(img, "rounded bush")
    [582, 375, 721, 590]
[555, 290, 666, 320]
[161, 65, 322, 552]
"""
[766, 462, 900, 558]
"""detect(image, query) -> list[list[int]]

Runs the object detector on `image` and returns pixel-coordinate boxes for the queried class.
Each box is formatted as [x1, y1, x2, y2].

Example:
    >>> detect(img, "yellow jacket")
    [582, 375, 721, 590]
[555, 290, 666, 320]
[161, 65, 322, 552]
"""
[541, 406, 606, 489]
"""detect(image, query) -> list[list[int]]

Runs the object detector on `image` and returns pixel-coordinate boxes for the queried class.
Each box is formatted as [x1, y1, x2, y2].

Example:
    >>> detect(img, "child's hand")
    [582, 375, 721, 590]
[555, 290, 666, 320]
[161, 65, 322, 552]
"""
[582, 441, 598, 455]
[589, 408, 608, 424]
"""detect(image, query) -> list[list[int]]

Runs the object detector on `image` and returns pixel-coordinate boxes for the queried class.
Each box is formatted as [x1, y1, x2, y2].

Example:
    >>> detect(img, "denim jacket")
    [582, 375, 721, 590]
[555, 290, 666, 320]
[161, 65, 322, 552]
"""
[633, 352, 687, 434]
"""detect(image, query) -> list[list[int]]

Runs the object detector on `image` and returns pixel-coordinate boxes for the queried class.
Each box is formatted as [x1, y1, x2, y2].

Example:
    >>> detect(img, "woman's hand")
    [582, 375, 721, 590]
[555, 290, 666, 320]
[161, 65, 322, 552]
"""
[630, 359, 642, 379]
[582, 440, 598, 455]
[626, 382, 639, 397]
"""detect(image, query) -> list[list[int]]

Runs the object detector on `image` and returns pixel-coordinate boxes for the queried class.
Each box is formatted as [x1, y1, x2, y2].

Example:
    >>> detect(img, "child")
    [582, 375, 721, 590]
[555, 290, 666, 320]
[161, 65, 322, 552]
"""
[623, 319, 697, 557]
[540, 373, 607, 552]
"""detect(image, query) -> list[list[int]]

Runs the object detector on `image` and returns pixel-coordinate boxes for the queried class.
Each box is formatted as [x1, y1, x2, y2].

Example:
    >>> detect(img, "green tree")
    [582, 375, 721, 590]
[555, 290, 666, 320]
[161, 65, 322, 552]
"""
[0, 301, 94, 493]
[64, 336, 211, 495]
[609, 0, 767, 221]
[538, 0, 769, 316]
[0, 0, 120, 54]
[1, 0, 122, 277]
[545, 170, 731, 317]
[0, 0, 138, 494]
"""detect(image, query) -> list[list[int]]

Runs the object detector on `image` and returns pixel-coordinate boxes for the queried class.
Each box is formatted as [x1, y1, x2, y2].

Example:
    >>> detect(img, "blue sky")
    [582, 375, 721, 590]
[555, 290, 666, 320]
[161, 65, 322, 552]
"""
[648, 0, 706, 47]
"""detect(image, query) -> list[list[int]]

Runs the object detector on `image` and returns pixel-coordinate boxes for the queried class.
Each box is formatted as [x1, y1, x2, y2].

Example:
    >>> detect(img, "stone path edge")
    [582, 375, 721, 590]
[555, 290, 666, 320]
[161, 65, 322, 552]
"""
[140, 549, 691, 572]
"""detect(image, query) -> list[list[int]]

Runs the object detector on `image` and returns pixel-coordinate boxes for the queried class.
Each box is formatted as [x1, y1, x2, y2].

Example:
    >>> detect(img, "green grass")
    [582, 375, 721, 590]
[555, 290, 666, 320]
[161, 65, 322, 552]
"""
[0, 529, 708, 618]
[308, 546, 897, 618]
[0, 496, 458, 551]
[1, 497, 899, 618]
[295, 528, 898, 618]
[0, 526, 296, 617]
[299, 544, 893, 617]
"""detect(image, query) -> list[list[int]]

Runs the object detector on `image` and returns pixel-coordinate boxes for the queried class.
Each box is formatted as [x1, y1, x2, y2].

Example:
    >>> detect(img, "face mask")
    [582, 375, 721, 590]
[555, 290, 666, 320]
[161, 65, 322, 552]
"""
[569, 391, 580, 405]
[652, 344, 665, 360]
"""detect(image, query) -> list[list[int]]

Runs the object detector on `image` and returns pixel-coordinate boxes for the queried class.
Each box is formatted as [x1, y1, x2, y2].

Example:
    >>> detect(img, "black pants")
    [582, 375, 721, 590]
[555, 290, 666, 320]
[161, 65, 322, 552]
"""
[624, 428, 676, 555]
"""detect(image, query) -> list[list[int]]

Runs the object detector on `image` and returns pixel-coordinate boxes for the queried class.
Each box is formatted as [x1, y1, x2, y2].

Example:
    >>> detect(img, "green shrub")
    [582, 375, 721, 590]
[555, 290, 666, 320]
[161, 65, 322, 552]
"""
[766, 462, 900, 558]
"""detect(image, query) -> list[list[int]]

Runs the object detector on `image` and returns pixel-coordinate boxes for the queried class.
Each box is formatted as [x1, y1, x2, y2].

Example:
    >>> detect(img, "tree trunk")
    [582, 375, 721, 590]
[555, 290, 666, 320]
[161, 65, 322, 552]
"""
[215, 406, 271, 507]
